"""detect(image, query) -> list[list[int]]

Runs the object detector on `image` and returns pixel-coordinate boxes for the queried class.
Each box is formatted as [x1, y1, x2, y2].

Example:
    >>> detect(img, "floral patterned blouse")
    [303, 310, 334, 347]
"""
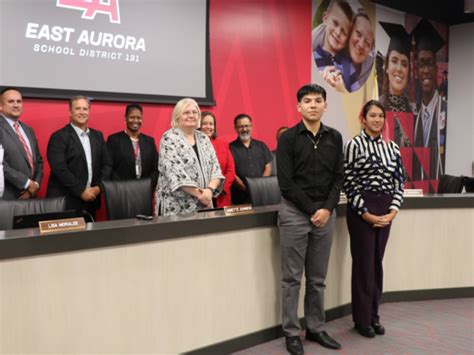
[155, 128, 224, 216]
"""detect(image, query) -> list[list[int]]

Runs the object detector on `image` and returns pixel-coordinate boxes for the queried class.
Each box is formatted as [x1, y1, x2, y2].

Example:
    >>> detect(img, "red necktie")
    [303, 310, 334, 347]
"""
[13, 122, 34, 175]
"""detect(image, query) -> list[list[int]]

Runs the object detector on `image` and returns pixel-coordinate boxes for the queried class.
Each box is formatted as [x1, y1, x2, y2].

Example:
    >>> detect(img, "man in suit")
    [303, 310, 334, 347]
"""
[412, 19, 447, 191]
[0, 87, 43, 199]
[47, 96, 111, 217]
[107, 104, 158, 189]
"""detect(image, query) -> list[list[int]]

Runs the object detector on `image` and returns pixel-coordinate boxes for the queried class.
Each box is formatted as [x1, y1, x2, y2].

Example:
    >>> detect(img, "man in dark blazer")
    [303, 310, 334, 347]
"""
[106, 104, 158, 189]
[47, 96, 111, 217]
[0, 87, 43, 199]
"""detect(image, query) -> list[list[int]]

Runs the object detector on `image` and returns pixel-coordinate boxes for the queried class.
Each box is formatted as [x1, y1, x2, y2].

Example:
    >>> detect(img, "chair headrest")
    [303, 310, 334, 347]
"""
[246, 176, 281, 207]
[0, 196, 66, 231]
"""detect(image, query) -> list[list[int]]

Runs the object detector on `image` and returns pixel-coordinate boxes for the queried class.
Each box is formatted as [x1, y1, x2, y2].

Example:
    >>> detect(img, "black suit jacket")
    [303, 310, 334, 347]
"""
[46, 124, 111, 211]
[0, 116, 44, 199]
[106, 131, 158, 188]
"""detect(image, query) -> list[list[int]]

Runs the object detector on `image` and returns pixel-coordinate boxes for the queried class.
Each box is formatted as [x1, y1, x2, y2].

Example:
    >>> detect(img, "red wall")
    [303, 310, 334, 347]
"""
[20, 0, 311, 198]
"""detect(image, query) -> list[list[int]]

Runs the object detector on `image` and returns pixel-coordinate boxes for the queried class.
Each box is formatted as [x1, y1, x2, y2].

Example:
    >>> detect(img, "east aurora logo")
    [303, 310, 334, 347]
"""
[56, 0, 121, 24]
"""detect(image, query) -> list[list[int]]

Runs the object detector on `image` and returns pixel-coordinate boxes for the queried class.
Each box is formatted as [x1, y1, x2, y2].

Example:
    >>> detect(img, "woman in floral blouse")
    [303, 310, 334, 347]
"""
[155, 98, 224, 216]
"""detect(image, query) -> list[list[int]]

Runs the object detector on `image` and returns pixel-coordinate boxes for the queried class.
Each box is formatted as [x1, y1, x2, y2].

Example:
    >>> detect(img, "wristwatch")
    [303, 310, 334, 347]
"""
[206, 186, 216, 194]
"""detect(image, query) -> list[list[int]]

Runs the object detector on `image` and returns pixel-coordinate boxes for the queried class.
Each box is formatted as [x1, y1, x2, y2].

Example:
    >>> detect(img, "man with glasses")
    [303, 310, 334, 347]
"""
[229, 113, 272, 205]
[412, 19, 447, 190]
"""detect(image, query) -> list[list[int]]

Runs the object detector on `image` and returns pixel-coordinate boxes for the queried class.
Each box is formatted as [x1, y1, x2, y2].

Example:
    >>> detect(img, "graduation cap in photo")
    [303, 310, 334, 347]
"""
[379, 21, 411, 57]
[411, 18, 445, 54]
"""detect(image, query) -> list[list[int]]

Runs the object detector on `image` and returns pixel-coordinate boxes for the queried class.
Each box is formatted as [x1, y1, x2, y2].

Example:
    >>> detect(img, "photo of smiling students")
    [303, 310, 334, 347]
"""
[378, 22, 413, 149]
[411, 19, 447, 190]
[312, 0, 354, 73]
[321, 9, 376, 93]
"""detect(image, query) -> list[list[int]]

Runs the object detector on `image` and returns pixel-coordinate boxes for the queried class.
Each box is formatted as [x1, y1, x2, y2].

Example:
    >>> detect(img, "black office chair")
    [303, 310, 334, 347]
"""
[246, 176, 281, 206]
[463, 177, 474, 193]
[437, 174, 466, 193]
[101, 178, 153, 220]
[0, 196, 66, 231]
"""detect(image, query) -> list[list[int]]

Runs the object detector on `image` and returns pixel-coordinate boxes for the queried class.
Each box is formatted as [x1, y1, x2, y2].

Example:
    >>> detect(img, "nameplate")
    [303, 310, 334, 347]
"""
[39, 217, 86, 234]
[403, 189, 424, 197]
[224, 204, 254, 216]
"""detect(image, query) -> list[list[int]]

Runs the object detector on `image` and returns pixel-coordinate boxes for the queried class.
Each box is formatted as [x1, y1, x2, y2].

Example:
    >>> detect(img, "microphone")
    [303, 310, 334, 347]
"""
[80, 210, 95, 223]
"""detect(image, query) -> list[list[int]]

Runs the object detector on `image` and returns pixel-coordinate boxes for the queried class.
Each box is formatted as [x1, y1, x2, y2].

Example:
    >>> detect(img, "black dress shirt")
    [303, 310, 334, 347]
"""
[343, 130, 405, 215]
[229, 138, 272, 178]
[229, 137, 272, 204]
[277, 121, 344, 216]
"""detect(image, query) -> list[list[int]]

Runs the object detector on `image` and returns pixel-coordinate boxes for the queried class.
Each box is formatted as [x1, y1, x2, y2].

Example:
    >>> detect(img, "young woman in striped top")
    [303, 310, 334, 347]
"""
[343, 99, 405, 338]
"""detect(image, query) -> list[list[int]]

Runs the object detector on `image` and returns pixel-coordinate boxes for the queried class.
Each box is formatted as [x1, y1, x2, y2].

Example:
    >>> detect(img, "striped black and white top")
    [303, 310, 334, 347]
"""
[343, 130, 405, 215]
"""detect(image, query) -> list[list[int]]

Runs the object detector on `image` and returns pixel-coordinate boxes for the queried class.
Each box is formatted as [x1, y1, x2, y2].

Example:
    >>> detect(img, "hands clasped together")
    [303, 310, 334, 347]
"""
[197, 187, 213, 208]
[80, 186, 101, 202]
[362, 210, 397, 228]
[311, 208, 331, 228]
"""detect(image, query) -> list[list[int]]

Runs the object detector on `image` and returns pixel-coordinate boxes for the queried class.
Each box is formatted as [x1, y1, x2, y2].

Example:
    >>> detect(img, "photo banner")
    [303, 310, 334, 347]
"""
[311, 0, 449, 193]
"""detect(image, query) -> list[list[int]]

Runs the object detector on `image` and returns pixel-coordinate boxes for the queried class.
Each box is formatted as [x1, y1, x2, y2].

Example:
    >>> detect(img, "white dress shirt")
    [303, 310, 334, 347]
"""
[70, 123, 93, 189]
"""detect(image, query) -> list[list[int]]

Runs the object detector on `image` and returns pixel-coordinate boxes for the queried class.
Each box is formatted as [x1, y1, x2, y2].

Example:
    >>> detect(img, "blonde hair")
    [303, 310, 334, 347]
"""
[171, 98, 201, 129]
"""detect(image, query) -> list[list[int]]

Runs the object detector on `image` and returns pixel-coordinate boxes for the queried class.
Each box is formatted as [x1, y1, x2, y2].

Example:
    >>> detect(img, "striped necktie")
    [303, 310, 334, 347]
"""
[13, 122, 34, 174]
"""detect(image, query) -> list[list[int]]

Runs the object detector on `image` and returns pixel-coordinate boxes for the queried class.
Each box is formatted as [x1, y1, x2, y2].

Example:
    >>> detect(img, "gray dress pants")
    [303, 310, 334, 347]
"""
[279, 197, 336, 336]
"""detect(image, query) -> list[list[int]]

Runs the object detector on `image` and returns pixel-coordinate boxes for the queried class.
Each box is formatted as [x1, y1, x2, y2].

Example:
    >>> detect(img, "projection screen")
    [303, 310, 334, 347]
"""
[0, 0, 214, 104]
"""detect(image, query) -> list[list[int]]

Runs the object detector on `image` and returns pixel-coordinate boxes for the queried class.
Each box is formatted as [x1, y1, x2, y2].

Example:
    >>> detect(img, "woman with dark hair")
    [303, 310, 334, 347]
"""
[199, 111, 235, 207]
[107, 104, 159, 189]
[378, 22, 413, 147]
[343, 100, 404, 338]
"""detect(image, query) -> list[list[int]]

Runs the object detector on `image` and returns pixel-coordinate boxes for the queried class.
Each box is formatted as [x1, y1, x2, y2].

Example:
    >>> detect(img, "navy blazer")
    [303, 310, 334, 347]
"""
[0, 116, 44, 199]
[106, 131, 158, 189]
[46, 124, 111, 211]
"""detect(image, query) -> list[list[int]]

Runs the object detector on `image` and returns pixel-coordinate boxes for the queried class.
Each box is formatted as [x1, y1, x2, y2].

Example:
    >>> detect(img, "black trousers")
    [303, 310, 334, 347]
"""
[346, 191, 393, 326]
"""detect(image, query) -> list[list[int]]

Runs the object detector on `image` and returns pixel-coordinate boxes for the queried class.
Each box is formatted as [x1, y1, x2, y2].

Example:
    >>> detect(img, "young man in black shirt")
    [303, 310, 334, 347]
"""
[277, 84, 344, 354]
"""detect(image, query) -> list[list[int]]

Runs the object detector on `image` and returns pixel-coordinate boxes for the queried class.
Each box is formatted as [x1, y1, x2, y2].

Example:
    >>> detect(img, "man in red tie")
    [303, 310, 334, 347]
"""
[0, 87, 43, 199]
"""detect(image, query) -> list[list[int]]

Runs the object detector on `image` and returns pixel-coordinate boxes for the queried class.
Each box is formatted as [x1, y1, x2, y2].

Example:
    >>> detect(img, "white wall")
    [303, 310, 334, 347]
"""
[446, 22, 474, 176]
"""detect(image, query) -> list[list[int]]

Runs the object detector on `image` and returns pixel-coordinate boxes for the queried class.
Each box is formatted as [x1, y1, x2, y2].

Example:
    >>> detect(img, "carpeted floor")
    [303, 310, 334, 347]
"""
[234, 298, 474, 354]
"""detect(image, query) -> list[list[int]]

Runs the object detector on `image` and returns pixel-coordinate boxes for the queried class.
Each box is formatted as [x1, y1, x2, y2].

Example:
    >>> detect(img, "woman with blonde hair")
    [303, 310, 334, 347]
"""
[155, 98, 224, 216]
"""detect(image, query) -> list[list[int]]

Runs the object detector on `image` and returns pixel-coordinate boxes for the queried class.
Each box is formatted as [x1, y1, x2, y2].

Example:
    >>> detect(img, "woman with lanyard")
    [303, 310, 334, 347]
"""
[343, 100, 405, 338]
[107, 104, 159, 189]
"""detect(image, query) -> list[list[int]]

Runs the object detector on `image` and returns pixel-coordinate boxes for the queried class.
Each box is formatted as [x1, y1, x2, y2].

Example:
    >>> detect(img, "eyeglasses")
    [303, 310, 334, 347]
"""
[236, 124, 252, 129]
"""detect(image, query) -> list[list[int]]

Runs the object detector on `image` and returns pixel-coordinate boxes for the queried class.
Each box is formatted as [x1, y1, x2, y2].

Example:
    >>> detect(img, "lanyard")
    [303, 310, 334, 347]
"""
[133, 140, 140, 159]
[124, 130, 140, 158]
